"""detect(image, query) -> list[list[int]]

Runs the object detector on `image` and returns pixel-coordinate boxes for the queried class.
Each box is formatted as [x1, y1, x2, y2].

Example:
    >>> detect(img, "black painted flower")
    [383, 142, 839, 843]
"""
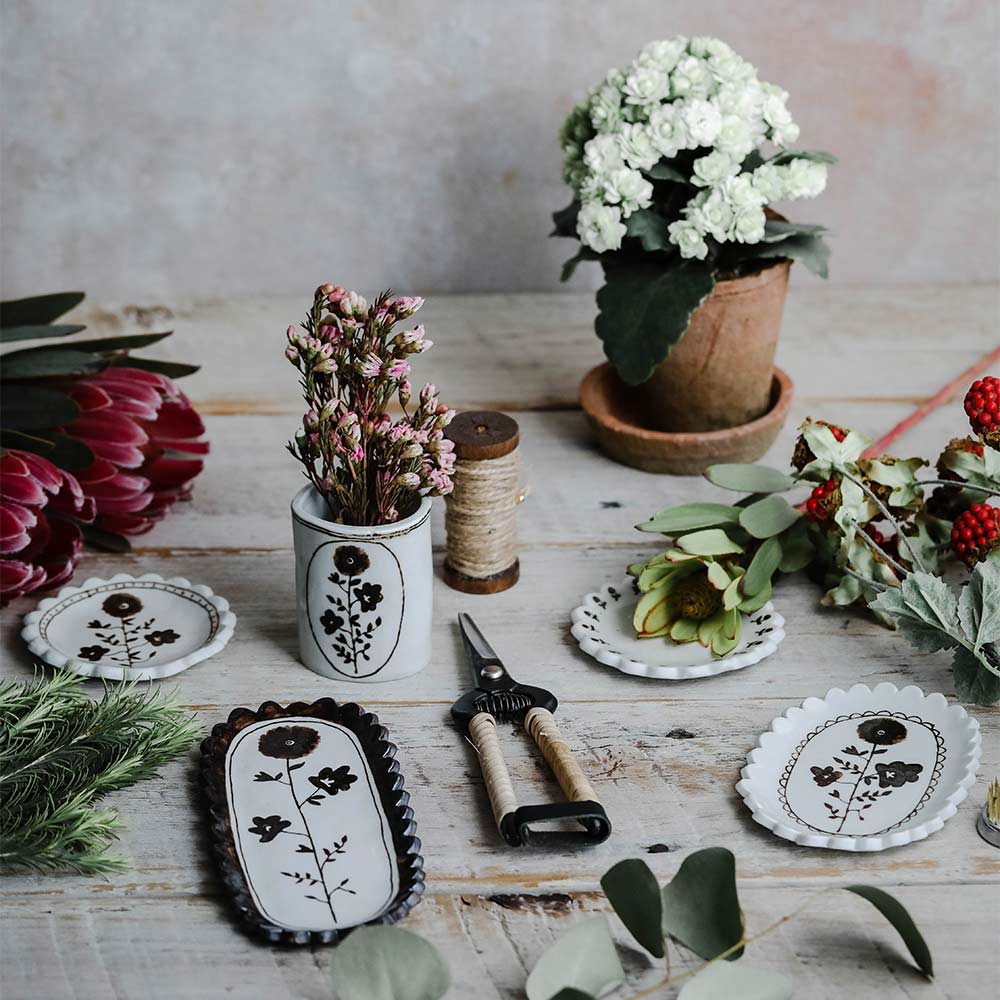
[875, 761, 923, 788]
[78, 645, 109, 661]
[102, 592, 143, 618]
[258, 725, 320, 759]
[145, 629, 180, 647]
[308, 765, 357, 795]
[334, 545, 369, 576]
[356, 582, 383, 612]
[857, 718, 907, 746]
[810, 765, 843, 787]
[248, 814, 291, 843]
[320, 609, 345, 635]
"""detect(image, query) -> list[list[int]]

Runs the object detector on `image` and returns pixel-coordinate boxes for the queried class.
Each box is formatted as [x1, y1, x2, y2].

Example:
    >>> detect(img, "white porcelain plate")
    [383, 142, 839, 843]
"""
[570, 577, 785, 680]
[22, 573, 236, 680]
[736, 683, 982, 852]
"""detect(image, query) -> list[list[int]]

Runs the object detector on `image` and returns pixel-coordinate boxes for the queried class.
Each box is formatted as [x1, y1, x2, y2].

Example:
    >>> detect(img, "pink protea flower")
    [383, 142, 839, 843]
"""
[57, 367, 208, 536]
[0, 450, 94, 603]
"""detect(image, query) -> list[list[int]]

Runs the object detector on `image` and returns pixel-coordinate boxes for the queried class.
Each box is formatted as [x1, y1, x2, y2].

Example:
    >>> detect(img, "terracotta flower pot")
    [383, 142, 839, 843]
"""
[636, 259, 791, 433]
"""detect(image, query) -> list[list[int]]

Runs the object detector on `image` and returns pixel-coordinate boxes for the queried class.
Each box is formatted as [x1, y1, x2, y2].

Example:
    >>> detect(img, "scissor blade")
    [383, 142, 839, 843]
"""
[458, 613, 509, 687]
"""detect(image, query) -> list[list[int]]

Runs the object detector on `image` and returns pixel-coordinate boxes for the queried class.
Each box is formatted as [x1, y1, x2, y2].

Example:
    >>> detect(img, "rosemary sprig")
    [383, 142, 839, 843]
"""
[0, 671, 201, 875]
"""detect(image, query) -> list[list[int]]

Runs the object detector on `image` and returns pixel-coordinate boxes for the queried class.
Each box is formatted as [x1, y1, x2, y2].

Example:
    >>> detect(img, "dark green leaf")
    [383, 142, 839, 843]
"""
[0, 385, 80, 429]
[660, 847, 743, 961]
[32, 331, 174, 354]
[601, 858, 664, 957]
[82, 524, 131, 553]
[740, 150, 765, 172]
[736, 233, 831, 279]
[0, 429, 94, 470]
[706, 464, 797, 493]
[760, 220, 829, 244]
[767, 149, 838, 166]
[638, 503, 742, 535]
[646, 161, 689, 183]
[561, 248, 601, 283]
[739, 496, 802, 539]
[596, 259, 716, 385]
[743, 537, 782, 596]
[526, 917, 624, 1000]
[328, 926, 450, 1000]
[0, 291, 85, 327]
[551, 200, 580, 237]
[625, 209, 675, 251]
[111, 356, 199, 378]
[550, 991, 596, 1000]
[778, 519, 815, 573]
[0, 324, 87, 343]
[843, 885, 933, 978]
[2, 348, 106, 379]
[952, 645, 1000, 705]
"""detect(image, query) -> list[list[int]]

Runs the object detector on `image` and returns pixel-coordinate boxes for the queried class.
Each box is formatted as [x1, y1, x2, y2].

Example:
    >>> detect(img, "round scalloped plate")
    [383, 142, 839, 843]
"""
[22, 573, 237, 681]
[570, 577, 785, 680]
[736, 683, 982, 852]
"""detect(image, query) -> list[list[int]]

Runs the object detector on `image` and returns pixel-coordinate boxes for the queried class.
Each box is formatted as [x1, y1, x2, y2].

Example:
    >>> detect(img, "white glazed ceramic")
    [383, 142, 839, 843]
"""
[737, 683, 982, 852]
[570, 577, 785, 680]
[21, 573, 236, 681]
[291, 486, 432, 682]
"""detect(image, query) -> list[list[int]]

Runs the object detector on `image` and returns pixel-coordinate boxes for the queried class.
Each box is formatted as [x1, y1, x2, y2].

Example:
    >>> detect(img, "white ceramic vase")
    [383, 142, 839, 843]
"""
[291, 486, 433, 682]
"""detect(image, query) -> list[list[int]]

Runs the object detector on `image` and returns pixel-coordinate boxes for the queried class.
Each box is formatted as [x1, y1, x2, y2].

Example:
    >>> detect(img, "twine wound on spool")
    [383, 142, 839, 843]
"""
[444, 411, 524, 594]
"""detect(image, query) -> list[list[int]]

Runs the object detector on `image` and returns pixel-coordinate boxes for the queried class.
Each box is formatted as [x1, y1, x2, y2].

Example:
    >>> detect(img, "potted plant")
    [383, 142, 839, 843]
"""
[284, 286, 455, 682]
[554, 36, 834, 442]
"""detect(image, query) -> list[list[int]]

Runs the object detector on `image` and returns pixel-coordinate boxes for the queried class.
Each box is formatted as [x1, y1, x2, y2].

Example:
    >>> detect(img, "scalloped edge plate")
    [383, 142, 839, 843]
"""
[570, 577, 785, 680]
[736, 683, 982, 852]
[21, 572, 237, 680]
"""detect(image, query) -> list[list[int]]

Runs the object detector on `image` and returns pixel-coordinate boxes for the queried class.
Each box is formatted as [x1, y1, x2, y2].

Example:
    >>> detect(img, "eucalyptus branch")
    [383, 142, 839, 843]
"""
[919, 479, 998, 496]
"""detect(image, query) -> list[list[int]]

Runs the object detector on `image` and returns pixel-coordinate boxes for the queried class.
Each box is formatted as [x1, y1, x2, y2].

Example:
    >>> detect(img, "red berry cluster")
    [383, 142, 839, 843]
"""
[805, 479, 839, 522]
[964, 376, 1000, 442]
[950, 503, 1000, 567]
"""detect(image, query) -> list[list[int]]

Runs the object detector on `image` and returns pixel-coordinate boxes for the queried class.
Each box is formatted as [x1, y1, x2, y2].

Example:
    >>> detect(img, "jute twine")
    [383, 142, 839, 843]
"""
[445, 448, 523, 579]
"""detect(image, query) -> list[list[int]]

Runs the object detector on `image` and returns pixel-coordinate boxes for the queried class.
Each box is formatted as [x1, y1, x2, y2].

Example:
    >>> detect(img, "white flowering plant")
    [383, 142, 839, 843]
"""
[554, 36, 835, 385]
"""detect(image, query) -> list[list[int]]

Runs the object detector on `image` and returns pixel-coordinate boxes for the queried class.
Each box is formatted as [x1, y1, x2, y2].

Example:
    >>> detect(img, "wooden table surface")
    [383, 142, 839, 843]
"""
[2, 286, 998, 999]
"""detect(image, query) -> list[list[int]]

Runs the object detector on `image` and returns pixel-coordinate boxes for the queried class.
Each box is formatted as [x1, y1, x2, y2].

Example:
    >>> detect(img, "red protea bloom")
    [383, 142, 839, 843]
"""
[58, 367, 208, 535]
[0, 450, 94, 603]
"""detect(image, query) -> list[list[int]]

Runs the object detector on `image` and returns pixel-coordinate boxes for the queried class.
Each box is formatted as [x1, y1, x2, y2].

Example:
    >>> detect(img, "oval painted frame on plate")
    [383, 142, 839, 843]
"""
[20, 572, 237, 681]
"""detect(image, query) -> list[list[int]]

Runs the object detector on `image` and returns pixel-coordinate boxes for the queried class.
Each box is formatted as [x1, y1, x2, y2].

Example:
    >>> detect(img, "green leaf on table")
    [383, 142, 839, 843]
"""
[843, 885, 933, 978]
[1, 291, 85, 327]
[552, 200, 580, 238]
[736, 232, 831, 279]
[705, 464, 796, 494]
[778, 518, 814, 573]
[646, 161, 690, 183]
[0, 385, 80, 429]
[110, 356, 199, 378]
[638, 503, 742, 535]
[660, 847, 743, 962]
[328, 926, 450, 1000]
[0, 429, 95, 471]
[625, 208, 674, 251]
[676, 528, 743, 557]
[957, 557, 1000, 654]
[742, 537, 782, 596]
[2, 347, 106, 379]
[678, 962, 792, 1000]
[952, 645, 1000, 704]
[739, 496, 801, 539]
[601, 858, 664, 958]
[526, 916, 624, 1000]
[0, 324, 87, 344]
[595, 258, 716, 385]
[31, 331, 174, 355]
[561, 248, 601, 282]
[759, 220, 828, 244]
[766, 149, 838, 166]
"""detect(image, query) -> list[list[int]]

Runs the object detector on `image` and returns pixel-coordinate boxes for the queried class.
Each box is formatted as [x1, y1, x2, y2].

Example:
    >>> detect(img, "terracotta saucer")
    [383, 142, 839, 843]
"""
[579, 364, 793, 475]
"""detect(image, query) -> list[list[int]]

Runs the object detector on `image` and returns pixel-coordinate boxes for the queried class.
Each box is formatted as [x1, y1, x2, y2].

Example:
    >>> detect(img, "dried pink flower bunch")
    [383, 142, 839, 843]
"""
[285, 286, 455, 526]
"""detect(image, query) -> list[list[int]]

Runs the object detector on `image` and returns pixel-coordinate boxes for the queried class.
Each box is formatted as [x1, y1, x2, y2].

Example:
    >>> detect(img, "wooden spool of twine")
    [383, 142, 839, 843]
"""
[443, 410, 524, 594]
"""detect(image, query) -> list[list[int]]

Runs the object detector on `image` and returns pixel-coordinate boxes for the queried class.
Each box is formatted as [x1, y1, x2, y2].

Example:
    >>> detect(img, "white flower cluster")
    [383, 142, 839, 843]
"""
[560, 36, 828, 258]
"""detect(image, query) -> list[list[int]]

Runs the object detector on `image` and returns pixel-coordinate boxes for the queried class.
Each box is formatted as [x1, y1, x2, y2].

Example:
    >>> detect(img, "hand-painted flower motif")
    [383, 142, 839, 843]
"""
[102, 592, 144, 619]
[319, 609, 345, 635]
[875, 761, 924, 788]
[356, 582, 383, 612]
[248, 815, 291, 843]
[258, 725, 320, 760]
[810, 765, 843, 787]
[145, 629, 180, 646]
[77, 645, 109, 662]
[857, 718, 907, 746]
[308, 765, 358, 796]
[333, 545, 369, 576]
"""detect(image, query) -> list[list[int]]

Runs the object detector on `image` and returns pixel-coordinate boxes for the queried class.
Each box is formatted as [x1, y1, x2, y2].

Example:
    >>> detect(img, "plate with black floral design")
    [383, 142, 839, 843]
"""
[736, 683, 982, 852]
[570, 578, 785, 680]
[21, 572, 236, 680]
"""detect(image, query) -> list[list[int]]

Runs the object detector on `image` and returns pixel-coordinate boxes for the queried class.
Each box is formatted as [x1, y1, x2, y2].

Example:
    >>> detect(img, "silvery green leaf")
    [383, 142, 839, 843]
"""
[833, 477, 876, 533]
[799, 424, 870, 479]
[742, 537, 782, 596]
[705, 464, 796, 493]
[957, 556, 1000, 653]
[637, 503, 742, 535]
[525, 917, 624, 1000]
[953, 645, 1000, 704]
[678, 962, 793, 1000]
[676, 529, 744, 556]
[739, 496, 801, 539]
[329, 927, 450, 1000]
[600, 858, 664, 958]
[870, 574, 960, 653]
[858, 457, 926, 509]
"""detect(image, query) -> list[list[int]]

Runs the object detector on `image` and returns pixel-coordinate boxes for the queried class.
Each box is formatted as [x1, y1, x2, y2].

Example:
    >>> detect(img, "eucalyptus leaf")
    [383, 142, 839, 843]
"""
[0, 385, 80, 429]
[0, 324, 87, 343]
[739, 496, 801, 539]
[646, 161, 690, 182]
[638, 503, 742, 535]
[705, 464, 796, 494]
[625, 208, 674, 251]
[32, 331, 174, 354]
[843, 886, 933, 978]
[677, 962, 792, 1000]
[595, 258, 716, 385]
[676, 528, 743, 557]
[328, 926, 450, 1000]
[660, 848, 743, 962]
[0, 291, 85, 327]
[111, 356, 199, 378]
[525, 916, 625, 1000]
[600, 858, 664, 958]
[2, 348, 106, 379]
[742, 537, 782, 596]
